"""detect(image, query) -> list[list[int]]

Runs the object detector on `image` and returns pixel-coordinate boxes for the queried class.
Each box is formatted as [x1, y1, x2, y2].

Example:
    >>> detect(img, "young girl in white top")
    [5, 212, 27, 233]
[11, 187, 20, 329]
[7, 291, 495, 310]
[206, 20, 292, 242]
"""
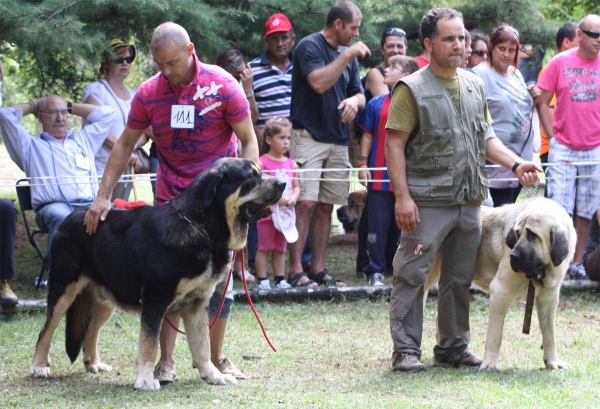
[255, 118, 300, 290]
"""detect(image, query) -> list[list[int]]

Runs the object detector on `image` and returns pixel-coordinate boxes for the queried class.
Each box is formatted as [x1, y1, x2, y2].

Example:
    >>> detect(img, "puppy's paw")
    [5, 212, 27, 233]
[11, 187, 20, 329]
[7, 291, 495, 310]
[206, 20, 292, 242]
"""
[201, 368, 238, 386]
[133, 376, 160, 391]
[545, 358, 570, 370]
[29, 366, 51, 378]
[85, 361, 113, 374]
[479, 359, 501, 371]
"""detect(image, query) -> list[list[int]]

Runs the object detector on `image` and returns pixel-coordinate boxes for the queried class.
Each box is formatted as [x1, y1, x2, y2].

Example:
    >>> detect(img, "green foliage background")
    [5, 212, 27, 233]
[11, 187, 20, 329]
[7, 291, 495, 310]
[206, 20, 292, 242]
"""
[0, 0, 597, 104]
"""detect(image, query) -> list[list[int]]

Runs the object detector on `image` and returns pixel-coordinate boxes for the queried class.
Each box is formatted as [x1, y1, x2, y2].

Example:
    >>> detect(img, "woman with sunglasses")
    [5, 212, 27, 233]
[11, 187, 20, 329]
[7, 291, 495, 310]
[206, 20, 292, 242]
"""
[467, 30, 489, 68]
[363, 27, 407, 103]
[472, 24, 539, 207]
[82, 39, 146, 201]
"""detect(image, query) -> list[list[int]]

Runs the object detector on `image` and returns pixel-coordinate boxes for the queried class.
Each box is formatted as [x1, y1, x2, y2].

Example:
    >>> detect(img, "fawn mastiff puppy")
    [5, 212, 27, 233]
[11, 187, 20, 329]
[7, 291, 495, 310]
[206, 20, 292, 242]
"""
[425, 198, 575, 370]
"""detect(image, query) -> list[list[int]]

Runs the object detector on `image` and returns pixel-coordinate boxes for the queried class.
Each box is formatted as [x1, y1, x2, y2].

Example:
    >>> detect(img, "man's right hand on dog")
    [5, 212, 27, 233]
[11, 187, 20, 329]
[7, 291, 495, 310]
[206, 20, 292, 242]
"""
[84, 197, 111, 235]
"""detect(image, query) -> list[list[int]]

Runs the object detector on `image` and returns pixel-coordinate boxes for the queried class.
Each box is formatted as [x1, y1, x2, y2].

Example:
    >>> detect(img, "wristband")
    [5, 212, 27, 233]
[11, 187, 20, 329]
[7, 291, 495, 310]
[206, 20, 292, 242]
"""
[67, 101, 73, 114]
[357, 160, 367, 167]
[246, 91, 254, 99]
[512, 160, 522, 173]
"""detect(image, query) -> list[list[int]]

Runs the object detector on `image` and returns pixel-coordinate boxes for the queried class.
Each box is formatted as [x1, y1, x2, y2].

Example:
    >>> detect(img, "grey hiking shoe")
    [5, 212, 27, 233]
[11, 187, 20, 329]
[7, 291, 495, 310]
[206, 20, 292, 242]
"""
[434, 349, 482, 368]
[391, 352, 426, 372]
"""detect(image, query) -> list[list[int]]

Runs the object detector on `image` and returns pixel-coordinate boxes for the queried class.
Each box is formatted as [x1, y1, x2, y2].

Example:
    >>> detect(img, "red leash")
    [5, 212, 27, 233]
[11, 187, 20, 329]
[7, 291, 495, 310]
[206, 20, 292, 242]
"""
[164, 252, 236, 335]
[164, 249, 278, 352]
[239, 249, 277, 352]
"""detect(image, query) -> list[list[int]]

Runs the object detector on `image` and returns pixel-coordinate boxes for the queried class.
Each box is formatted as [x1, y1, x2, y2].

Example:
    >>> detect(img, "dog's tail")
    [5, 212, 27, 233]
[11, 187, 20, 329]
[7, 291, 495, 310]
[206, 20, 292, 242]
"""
[65, 287, 93, 363]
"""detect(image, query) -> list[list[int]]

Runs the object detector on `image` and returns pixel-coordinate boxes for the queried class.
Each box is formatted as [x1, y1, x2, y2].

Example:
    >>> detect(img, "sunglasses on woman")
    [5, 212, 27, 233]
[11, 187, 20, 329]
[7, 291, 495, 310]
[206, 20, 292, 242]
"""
[113, 56, 135, 64]
[471, 50, 487, 57]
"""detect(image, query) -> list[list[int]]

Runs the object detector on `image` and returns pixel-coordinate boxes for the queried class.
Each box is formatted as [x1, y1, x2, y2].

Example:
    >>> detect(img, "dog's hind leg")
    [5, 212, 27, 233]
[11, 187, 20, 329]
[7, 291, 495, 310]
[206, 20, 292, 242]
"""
[536, 288, 570, 370]
[30, 280, 88, 378]
[81, 296, 115, 374]
[180, 303, 237, 386]
[133, 303, 167, 391]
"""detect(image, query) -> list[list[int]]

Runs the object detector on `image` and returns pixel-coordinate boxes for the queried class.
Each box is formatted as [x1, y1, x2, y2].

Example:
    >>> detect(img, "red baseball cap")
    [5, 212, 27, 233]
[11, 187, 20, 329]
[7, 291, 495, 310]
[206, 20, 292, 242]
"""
[265, 13, 293, 36]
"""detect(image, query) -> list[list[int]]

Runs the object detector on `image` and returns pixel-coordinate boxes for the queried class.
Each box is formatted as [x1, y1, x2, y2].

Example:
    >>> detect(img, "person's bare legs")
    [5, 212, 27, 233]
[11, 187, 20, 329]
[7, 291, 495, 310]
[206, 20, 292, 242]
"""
[272, 250, 285, 279]
[210, 317, 227, 364]
[288, 200, 317, 286]
[158, 314, 178, 367]
[254, 250, 269, 281]
[209, 316, 246, 378]
[310, 202, 345, 286]
[574, 215, 591, 263]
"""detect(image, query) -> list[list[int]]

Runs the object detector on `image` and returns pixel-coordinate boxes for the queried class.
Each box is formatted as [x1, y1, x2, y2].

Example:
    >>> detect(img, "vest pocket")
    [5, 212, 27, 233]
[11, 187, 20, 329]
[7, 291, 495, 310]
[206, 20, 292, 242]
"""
[418, 128, 454, 157]
[408, 174, 453, 199]
[472, 168, 490, 202]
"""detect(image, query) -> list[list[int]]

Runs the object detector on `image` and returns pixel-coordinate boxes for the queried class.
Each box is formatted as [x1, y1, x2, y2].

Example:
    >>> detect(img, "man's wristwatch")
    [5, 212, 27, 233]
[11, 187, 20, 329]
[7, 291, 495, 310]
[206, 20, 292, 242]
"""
[246, 91, 255, 99]
[67, 101, 73, 114]
[512, 160, 522, 173]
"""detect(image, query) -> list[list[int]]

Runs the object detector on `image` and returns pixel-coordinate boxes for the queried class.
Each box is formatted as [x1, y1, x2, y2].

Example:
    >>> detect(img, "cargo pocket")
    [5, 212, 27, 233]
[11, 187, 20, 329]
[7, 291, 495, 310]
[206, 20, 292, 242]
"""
[429, 174, 453, 198]
[419, 129, 454, 157]
[407, 174, 453, 199]
[407, 177, 430, 199]
[473, 168, 490, 202]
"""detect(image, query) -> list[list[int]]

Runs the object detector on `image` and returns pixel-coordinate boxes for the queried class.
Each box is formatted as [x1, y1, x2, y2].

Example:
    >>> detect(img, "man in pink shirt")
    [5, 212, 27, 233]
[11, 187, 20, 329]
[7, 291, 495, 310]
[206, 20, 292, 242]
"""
[538, 14, 600, 277]
[84, 22, 258, 383]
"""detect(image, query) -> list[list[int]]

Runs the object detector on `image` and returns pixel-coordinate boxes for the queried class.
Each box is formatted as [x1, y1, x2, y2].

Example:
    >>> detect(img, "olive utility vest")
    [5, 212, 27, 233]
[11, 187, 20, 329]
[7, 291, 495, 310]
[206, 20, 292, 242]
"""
[399, 66, 491, 206]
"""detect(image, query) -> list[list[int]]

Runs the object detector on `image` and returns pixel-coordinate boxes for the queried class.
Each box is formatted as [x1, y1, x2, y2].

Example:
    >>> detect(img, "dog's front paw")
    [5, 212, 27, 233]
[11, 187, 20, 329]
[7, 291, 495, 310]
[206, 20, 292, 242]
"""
[85, 361, 113, 374]
[545, 358, 570, 370]
[133, 376, 160, 391]
[29, 366, 51, 378]
[200, 366, 238, 386]
[479, 359, 501, 371]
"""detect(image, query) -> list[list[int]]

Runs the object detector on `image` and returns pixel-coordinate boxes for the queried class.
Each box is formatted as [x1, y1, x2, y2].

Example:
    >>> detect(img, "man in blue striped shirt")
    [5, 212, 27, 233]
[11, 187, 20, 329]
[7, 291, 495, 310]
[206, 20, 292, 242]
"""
[249, 13, 295, 142]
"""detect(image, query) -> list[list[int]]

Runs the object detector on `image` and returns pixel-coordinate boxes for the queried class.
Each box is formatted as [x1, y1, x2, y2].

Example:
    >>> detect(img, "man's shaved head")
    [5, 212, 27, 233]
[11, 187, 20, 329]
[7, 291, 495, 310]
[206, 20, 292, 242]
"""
[150, 22, 191, 51]
[579, 14, 600, 30]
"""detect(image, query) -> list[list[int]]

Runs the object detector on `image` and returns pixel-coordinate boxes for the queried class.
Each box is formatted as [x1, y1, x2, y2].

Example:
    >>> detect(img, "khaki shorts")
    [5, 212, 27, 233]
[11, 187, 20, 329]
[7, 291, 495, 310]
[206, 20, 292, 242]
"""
[290, 128, 350, 205]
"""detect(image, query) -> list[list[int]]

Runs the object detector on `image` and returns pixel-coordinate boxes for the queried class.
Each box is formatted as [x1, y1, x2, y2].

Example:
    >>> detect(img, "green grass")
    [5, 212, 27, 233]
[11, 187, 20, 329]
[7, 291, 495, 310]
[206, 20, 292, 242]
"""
[2, 144, 599, 408]
[2, 294, 600, 408]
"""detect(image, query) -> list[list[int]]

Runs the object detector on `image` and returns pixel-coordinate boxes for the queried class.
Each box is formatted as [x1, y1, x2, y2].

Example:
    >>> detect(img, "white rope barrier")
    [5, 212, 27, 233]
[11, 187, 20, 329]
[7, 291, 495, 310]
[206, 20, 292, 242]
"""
[2, 161, 600, 188]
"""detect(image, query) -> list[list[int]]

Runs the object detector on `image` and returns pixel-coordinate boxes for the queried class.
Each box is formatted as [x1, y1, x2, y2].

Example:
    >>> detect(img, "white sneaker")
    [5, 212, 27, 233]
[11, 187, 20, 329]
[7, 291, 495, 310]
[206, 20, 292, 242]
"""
[274, 279, 292, 289]
[368, 273, 385, 287]
[256, 279, 271, 290]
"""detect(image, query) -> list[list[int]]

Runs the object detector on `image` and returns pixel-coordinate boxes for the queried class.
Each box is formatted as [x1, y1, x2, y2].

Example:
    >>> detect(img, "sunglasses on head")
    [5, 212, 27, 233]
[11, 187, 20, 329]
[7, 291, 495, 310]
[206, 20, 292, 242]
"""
[495, 26, 519, 38]
[113, 56, 134, 64]
[384, 27, 407, 37]
[472, 50, 487, 57]
[581, 29, 600, 39]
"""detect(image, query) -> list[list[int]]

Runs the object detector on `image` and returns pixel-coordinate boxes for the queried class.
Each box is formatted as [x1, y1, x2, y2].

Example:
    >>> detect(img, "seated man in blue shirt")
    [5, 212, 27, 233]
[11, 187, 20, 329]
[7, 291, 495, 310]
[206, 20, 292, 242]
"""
[0, 96, 114, 260]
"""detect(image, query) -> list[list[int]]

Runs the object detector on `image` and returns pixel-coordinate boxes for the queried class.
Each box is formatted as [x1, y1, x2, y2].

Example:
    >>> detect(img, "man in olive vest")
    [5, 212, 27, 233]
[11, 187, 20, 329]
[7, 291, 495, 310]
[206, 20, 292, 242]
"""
[385, 7, 542, 372]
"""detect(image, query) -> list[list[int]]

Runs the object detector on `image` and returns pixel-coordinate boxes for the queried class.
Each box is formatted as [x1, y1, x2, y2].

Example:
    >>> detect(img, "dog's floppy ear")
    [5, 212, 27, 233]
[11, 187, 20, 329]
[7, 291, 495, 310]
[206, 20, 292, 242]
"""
[550, 225, 570, 267]
[505, 221, 518, 249]
[198, 166, 224, 208]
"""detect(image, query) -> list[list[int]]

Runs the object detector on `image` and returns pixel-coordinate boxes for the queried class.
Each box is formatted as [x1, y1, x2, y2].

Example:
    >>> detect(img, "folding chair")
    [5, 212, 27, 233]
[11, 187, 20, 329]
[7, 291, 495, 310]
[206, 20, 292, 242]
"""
[15, 179, 48, 287]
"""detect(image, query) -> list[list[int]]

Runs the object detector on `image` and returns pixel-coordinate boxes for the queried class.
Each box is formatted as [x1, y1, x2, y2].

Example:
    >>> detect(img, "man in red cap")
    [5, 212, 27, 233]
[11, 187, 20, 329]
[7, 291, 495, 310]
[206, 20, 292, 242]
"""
[249, 13, 296, 141]
[247, 13, 297, 275]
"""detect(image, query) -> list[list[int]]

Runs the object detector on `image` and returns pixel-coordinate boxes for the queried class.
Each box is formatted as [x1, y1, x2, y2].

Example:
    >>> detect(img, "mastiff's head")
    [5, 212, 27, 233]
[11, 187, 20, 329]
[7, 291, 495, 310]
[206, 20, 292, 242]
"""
[176, 158, 286, 250]
[505, 199, 575, 282]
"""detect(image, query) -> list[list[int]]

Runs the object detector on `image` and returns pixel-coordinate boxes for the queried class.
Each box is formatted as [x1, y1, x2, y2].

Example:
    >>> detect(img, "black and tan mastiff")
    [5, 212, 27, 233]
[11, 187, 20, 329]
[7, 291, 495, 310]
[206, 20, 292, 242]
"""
[426, 198, 575, 370]
[29, 158, 286, 390]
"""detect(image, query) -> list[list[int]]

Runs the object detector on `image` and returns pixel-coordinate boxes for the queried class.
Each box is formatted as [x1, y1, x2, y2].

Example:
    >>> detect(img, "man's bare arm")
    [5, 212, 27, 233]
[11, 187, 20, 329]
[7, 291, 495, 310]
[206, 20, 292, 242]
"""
[306, 42, 370, 94]
[385, 128, 419, 232]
